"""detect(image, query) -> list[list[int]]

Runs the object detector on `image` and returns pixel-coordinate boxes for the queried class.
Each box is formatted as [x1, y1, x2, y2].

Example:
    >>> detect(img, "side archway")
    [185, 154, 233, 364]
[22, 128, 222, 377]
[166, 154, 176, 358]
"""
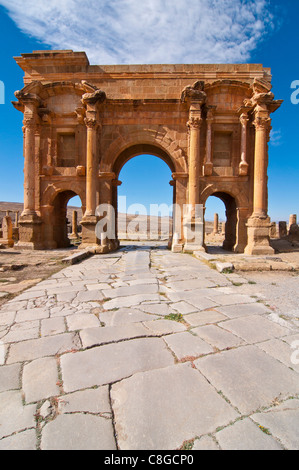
[200, 185, 250, 253]
[41, 184, 85, 249]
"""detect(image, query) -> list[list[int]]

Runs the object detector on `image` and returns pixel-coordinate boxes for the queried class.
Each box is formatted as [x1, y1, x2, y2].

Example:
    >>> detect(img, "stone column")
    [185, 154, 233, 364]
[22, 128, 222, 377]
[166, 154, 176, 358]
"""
[234, 207, 249, 253]
[187, 103, 202, 214]
[96, 172, 117, 253]
[171, 172, 188, 253]
[14, 211, 19, 228]
[279, 221, 287, 239]
[84, 117, 98, 217]
[80, 116, 99, 247]
[221, 221, 226, 236]
[14, 94, 43, 249]
[203, 106, 216, 176]
[213, 213, 219, 234]
[239, 112, 249, 176]
[1, 216, 14, 247]
[252, 115, 271, 217]
[22, 117, 37, 215]
[184, 101, 205, 253]
[245, 112, 274, 255]
[80, 87, 106, 248]
[70, 210, 79, 239]
[289, 214, 297, 228]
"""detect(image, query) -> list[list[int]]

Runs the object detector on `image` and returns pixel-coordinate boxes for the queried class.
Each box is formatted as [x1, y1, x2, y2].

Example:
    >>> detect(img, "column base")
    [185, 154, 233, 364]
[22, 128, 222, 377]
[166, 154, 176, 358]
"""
[16, 213, 43, 250]
[171, 243, 184, 253]
[80, 215, 98, 246]
[244, 216, 274, 256]
[1, 239, 14, 248]
[183, 217, 205, 253]
[183, 243, 207, 254]
[94, 239, 119, 254]
[233, 243, 247, 254]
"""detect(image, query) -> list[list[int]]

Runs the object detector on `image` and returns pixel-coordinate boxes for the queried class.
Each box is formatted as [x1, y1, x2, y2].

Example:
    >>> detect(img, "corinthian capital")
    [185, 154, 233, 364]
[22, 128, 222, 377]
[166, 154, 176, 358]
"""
[253, 116, 271, 131]
[187, 116, 202, 129]
[23, 116, 37, 129]
[240, 112, 249, 127]
[84, 117, 98, 129]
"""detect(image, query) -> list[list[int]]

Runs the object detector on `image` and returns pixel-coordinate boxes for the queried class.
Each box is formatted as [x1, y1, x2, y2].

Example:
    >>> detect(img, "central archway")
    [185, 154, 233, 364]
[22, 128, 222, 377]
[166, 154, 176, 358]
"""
[112, 145, 176, 246]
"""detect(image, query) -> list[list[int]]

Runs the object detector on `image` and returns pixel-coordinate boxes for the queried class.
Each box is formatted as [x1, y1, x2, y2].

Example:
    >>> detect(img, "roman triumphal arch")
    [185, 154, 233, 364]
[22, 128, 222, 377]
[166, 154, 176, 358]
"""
[12, 50, 282, 254]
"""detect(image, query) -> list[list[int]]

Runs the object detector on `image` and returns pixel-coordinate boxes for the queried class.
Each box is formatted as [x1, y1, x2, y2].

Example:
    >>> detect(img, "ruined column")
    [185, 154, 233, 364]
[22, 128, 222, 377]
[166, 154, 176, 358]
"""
[70, 210, 79, 239]
[289, 214, 297, 228]
[213, 213, 219, 234]
[239, 112, 249, 176]
[1, 216, 14, 247]
[221, 221, 226, 236]
[279, 221, 287, 239]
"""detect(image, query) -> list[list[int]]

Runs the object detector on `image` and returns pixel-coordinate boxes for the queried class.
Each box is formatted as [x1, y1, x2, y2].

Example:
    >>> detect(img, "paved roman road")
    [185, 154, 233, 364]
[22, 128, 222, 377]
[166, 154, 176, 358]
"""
[0, 246, 299, 450]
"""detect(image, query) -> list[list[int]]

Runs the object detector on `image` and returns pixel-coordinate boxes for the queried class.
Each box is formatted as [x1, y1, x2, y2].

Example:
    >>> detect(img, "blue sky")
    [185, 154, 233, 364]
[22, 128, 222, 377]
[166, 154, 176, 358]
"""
[0, 0, 298, 222]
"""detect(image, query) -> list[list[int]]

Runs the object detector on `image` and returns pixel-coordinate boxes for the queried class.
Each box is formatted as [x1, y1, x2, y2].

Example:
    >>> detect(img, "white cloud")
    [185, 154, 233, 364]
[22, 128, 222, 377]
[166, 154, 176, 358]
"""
[0, 0, 276, 64]
[270, 129, 283, 147]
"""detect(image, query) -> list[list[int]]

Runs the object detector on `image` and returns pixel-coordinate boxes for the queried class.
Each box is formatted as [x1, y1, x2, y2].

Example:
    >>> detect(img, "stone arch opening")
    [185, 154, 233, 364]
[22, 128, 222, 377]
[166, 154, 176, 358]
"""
[204, 192, 238, 252]
[112, 145, 175, 244]
[51, 190, 83, 249]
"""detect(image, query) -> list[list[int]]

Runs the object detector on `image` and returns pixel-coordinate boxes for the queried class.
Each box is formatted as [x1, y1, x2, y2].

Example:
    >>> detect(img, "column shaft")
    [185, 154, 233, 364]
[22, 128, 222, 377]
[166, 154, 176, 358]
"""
[239, 113, 249, 176]
[85, 120, 98, 217]
[188, 115, 202, 212]
[253, 117, 270, 217]
[23, 119, 36, 214]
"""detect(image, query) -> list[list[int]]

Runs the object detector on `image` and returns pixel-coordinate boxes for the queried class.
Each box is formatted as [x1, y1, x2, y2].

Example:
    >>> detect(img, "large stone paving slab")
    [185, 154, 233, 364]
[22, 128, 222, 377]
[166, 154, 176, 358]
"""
[61, 337, 175, 392]
[79, 323, 153, 349]
[7, 333, 80, 364]
[221, 315, 291, 343]
[0, 391, 36, 439]
[251, 399, 299, 450]
[99, 307, 157, 326]
[194, 345, 299, 415]
[57, 386, 111, 415]
[40, 414, 116, 450]
[111, 363, 239, 450]
[0, 429, 37, 450]
[215, 417, 283, 450]
[22, 357, 59, 403]
[163, 331, 214, 360]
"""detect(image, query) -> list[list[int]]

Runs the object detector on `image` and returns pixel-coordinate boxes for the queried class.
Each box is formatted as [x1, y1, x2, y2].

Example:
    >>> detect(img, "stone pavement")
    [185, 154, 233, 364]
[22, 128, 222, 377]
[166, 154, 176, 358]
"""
[0, 246, 299, 450]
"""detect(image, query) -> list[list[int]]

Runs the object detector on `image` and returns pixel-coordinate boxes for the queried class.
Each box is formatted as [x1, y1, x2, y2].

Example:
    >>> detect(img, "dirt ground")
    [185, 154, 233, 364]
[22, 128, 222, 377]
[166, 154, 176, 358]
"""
[0, 247, 78, 308]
